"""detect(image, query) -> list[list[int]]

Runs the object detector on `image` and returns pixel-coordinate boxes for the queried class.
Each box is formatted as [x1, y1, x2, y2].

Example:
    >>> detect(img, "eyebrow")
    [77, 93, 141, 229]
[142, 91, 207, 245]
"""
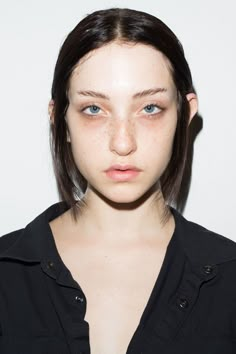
[76, 87, 168, 100]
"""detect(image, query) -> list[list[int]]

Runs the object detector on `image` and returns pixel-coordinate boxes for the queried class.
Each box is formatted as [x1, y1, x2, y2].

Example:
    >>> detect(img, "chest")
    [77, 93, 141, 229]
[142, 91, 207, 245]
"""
[65, 248, 166, 354]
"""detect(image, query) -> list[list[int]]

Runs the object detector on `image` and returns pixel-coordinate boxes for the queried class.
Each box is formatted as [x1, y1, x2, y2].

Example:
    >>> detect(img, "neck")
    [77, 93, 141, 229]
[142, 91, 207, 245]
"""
[65, 185, 174, 245]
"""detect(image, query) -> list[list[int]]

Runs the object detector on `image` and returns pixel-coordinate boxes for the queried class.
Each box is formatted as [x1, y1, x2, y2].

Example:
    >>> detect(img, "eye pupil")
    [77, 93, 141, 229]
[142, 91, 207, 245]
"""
[145, 104, 155, 113]
[90, 105, 99, 113]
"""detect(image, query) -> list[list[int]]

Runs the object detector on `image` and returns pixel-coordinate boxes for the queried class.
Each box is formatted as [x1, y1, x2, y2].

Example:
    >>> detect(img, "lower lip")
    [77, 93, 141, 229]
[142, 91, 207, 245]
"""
[105, 169, 140, 181]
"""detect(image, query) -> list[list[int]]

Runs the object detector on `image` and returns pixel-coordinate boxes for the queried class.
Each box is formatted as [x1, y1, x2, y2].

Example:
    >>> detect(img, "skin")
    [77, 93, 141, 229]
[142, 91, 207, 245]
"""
[49, 41, 197, 243]
[48, 41, 198, 353]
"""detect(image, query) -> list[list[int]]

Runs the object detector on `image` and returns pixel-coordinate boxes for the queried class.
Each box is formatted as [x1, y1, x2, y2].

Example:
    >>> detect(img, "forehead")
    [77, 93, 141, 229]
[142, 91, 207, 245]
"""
[69, 42, 175, 96]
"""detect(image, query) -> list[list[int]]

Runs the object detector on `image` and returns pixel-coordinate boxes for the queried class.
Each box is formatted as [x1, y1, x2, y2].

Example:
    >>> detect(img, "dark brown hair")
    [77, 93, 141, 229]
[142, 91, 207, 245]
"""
[50, 8, 195, 218]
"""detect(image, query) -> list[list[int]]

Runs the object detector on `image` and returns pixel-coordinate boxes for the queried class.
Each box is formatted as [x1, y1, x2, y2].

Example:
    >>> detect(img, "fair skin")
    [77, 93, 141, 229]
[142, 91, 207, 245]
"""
[49, 42, 197, 354]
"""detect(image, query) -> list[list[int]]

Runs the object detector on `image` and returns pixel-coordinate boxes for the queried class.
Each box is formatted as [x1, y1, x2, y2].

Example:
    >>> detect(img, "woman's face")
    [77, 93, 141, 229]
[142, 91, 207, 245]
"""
[65, 42, 179, 204]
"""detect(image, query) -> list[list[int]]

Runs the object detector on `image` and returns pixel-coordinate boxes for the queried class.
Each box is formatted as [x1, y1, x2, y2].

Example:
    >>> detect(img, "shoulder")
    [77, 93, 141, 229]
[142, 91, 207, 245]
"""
[0, 202, 70, 262]
[172, 210, 236, 310]
[172, 209, 236, 265]
[0, 229, 24, 255]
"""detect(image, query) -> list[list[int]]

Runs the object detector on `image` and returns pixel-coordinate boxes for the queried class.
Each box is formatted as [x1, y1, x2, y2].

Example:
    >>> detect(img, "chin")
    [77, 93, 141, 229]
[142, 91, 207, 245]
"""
[90, 183, 159, 208]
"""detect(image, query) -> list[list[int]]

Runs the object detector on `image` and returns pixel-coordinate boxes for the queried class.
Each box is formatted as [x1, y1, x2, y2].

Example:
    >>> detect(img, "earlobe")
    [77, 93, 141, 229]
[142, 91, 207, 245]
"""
[186, 93, 198, 125]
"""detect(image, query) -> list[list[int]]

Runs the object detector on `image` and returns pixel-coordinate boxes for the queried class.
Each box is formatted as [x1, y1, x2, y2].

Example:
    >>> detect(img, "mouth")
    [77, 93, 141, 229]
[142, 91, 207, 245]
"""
[105, 165, 141, 181]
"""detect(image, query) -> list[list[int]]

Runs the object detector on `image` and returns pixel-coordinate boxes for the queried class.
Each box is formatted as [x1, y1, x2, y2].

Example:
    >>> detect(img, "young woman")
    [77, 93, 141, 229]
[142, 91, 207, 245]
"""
[0, 7, 236, 354]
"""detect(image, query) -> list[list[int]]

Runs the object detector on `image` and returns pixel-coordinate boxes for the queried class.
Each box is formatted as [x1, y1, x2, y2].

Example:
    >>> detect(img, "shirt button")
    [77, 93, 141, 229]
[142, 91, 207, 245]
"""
[47, 260, 54, 269]
[75, 295, 84, 303]
[177, 297, 189, 309]
[203, 265, 213, 274]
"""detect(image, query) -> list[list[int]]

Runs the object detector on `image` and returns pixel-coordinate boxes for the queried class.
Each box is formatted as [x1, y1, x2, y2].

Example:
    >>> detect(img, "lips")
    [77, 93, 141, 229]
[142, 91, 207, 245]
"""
[105, 164, 141, 172]
[104, 164, 141, 181]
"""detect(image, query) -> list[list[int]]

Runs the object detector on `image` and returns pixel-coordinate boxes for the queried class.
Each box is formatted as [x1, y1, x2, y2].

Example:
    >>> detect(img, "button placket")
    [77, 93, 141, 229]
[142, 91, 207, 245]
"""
[43, 273, 90, 354]
[41, 259, 58, 280]
[151, 261, 218, 341]
[194, 264, 217, 279]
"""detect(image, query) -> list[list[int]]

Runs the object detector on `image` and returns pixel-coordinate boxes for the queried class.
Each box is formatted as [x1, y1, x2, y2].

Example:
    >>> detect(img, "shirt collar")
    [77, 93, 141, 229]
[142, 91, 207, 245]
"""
[0, 202, 69, 263]
[1, 202, 236, 267]
[172, 208, 236, 265]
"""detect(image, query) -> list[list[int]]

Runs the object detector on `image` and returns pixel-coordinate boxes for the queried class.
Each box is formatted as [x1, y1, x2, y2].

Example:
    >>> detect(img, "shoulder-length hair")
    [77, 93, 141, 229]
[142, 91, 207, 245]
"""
[50, 8, 195, 219]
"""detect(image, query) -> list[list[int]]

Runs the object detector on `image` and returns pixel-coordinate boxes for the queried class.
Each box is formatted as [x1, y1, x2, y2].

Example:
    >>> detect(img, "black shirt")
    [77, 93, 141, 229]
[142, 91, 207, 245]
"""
[1, 202, 236, 354]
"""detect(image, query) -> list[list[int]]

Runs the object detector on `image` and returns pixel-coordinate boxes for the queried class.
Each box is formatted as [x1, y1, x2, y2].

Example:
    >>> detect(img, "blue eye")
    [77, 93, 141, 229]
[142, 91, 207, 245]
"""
[143, 104, 161, 114]
[83, 105, 101, 115]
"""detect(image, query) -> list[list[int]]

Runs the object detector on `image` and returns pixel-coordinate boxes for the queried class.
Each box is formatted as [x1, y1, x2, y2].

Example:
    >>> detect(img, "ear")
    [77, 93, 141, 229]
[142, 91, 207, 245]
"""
[186, 93, 198, 125]
[48, 99, 71, 142]
[48, 99, 55, 124]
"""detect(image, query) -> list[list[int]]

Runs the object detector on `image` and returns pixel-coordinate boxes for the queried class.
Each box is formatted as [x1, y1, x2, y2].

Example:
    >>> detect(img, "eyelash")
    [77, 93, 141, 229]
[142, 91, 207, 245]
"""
[80, 103, 163, 117]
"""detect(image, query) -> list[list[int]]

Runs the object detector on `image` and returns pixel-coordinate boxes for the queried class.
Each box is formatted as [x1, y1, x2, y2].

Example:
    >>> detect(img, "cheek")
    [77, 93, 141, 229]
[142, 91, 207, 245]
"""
[69, 126, 106, 170]
[139, 123, 177, 179]
[141, 118, 177, 154]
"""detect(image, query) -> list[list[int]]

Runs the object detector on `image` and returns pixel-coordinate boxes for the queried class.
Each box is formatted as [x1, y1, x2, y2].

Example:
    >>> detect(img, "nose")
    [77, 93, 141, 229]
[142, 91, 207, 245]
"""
[109, 118, 137, 156]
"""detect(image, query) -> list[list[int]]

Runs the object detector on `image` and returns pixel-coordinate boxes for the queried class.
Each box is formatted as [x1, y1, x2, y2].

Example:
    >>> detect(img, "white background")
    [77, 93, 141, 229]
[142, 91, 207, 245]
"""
[0, 0, 235, 239]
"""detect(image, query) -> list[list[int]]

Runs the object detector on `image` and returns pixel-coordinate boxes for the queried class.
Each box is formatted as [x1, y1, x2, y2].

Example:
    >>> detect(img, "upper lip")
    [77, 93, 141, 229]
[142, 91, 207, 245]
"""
[105, 164, 141, 171]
